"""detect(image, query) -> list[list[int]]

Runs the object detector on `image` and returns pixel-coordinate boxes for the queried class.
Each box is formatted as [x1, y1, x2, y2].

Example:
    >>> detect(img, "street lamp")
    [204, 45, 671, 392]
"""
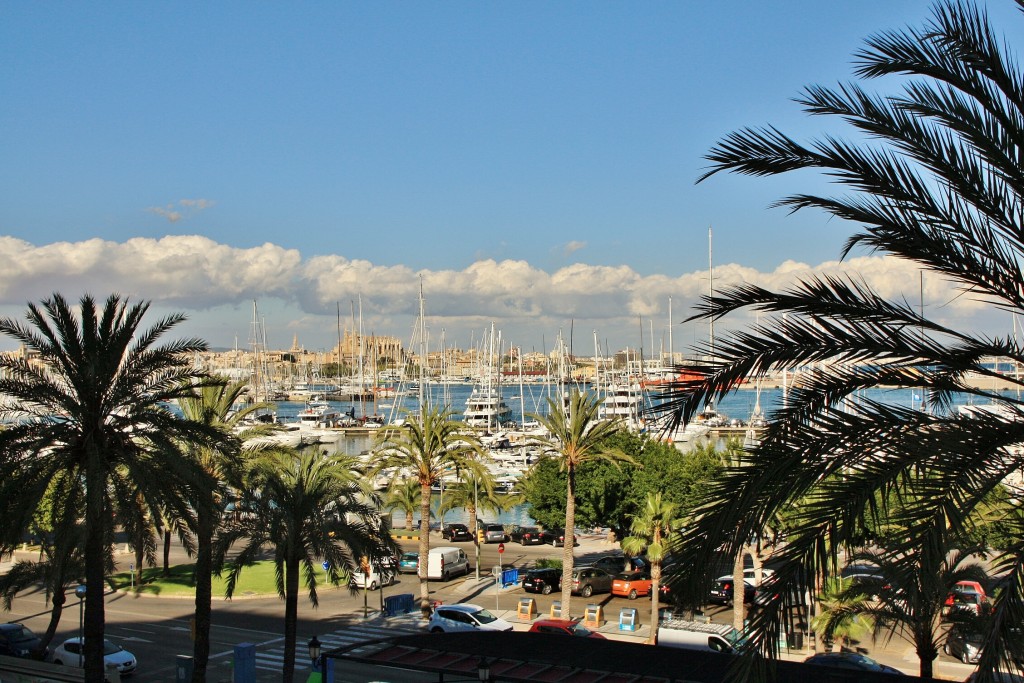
[308, 635, 321, 672]
[74, 584, 87, 668]
[477, 657, 491, 682]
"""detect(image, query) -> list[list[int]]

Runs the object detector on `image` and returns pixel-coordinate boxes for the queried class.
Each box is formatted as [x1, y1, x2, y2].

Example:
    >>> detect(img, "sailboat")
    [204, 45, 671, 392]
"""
[463, 322, 513, 430]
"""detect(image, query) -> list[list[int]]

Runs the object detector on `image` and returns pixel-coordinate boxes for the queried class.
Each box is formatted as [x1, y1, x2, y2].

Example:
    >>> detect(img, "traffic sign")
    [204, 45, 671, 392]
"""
[497, 543, 505, 554]
[322, 561, 330, 571]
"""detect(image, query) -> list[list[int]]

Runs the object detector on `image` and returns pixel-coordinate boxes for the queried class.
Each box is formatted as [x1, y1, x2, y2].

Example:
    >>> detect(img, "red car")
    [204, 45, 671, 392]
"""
[611, 571, 653, 600]
[528, 618, 606, 639]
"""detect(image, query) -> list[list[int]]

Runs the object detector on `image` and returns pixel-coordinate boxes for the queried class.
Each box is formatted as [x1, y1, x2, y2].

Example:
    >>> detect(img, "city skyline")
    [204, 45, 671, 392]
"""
[3, 2, 1022, 353]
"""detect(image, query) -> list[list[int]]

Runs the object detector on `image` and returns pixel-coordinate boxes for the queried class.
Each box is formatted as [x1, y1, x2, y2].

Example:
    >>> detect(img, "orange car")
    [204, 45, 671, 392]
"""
[611, 570, 653, 600]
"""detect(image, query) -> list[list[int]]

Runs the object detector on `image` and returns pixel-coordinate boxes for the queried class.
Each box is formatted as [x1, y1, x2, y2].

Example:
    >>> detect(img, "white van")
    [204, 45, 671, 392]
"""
[350, 556, 398, 590]
[427, 546, 470, 581]
[656, 618, 742, 653]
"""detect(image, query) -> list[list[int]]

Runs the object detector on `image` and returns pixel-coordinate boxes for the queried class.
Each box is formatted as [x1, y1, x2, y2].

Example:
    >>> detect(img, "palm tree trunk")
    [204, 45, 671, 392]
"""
[560, 466, 576, 619]
[649, 559, 661, 645]
[732, 548, 745, 633]
[191, 511, 213, 683]
[163, 528, 172, 576]
[405, 511, 414, 530]
[282, 555, 300, 683]
[419, 481, 432, 618]
[84, 461, 108, 681]
[38, 588, 65, 657]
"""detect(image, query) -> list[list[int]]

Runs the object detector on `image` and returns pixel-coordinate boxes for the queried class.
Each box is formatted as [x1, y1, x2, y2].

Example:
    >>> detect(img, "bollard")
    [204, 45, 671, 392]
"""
[583, 604, 603, 628]
[550, 600, 562, 618]
[618, 607, 638, 632]
[517, 597, 537, 620]
[233, 642, 256, 683]
[175, 655, 194, 683]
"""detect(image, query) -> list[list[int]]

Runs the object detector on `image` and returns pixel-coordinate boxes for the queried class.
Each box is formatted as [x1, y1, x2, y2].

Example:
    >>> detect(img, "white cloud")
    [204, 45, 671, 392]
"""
[0, 236, 1004, 352]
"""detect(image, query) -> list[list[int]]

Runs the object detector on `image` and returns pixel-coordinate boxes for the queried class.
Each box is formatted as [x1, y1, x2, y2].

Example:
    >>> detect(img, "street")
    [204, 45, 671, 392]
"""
[1, 534, 979, 681]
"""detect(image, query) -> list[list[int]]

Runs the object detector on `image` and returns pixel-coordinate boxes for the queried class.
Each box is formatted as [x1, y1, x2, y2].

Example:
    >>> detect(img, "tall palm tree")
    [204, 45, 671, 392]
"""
[176, 377, 268, 683]
[371, 405, 484, 616]
[215, 449, 395, 683]
[531, 388, 633, 619]
[653, 2, 1024, 679]
[383, 478, 421, 530]
[0, 293, 216, 680]
[437, 469, 506, 536]
[622, 492, 680, 645]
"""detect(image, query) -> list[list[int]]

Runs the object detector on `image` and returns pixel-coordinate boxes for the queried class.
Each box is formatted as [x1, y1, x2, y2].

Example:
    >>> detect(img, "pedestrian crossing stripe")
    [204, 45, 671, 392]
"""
[249, 617, 425, 671]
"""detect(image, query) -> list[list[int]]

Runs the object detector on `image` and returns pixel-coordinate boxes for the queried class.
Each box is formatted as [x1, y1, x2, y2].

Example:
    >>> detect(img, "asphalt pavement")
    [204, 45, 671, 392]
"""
[0, 532, 979, 681]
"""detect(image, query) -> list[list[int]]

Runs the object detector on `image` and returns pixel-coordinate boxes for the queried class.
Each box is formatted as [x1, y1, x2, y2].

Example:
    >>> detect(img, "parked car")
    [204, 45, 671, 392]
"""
[803, 652, 905, 675]
[441, 523, 473, 542]
[522, 568, 562, 595]
[482, 524, 508, 543]
[589, 555, 629, 574]
[708, 579, 756, 606]
[0, 623, 44, 659]
[509, 526, 544, 545]
[611, 571, 653, 600]
[427, 603, 513, 633]
[715, 568, 776, 587]
[945, 580, 988, 616]
[350, 559, 398, 590]
[540, 528, 578, 547]
[528, 618, 606, 639]
[944, 624, 984, 664]
[570, 566, 614, 597]
[398, 552, 419, 574]
[51, 637, 137, 676]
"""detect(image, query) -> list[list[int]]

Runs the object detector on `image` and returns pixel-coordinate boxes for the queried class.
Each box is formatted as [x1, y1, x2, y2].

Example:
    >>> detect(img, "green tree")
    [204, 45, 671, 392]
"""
[657, 3, 1024, 679]
[531, 388, 634, 618]
[810, 577, 875, 652]
[177, 377, 269, 682]
[437, 469, 506, 536]
[622, 492, 681, 645]
[383, 477, 421, 530]
[0, 293, 215, 680]
[215, 449, 394, 683]
[371, 405, 484, 616]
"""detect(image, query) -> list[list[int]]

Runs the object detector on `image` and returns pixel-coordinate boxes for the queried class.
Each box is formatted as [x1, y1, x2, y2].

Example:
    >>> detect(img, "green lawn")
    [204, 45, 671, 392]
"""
[107, 561, 342, 598]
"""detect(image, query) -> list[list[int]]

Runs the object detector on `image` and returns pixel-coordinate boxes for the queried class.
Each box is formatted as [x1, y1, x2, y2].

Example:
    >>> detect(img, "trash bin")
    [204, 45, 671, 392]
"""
[791, 630, 804, 649]
[176, 655, 194, 683]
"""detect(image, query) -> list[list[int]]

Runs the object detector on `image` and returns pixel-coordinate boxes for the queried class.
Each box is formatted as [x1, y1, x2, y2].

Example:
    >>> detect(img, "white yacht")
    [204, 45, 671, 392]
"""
[463, 386, 513, 430]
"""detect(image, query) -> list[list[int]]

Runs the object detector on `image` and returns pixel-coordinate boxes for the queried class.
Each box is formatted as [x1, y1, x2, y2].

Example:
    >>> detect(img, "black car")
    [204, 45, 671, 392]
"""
[803, 652, 905, 675]
[509, 526, 544, 545]
[0, 623, 44, 659]
[944, 624, 983, 664]
[588, 555, 629, 574]
[522, 568, 561, 595]
[540, 528, 578, 547]
[708, 578, 756, 606]
[441, 523, 473, 542]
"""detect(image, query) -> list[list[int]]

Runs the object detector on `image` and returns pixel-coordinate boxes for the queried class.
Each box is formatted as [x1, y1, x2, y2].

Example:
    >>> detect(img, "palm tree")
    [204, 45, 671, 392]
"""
[810, 577, 874, 652]
[653, 2, 1024, 678]
[0, 293, 217, 680]
[383, 478, 421, 530]
[371, 405, 484, 616]
[622, 492, 680, 645]
[437, 469, 506, 537]
[215, 448, 395, 683]
[531, 388, 633, 619]
[176, 377, 269, 683]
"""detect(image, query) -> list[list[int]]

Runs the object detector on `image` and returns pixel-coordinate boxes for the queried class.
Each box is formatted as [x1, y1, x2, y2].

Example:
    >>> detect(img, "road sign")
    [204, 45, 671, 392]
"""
[322, 561, 330, 571]
[497, 543, 505, 554]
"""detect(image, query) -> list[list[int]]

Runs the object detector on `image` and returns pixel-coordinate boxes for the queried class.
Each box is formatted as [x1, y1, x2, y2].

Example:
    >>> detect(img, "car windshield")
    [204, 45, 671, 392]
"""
[8, 626, 33, 642]
[102, 640, 122, 655]
[401, 553, 417, 561]
[569, 623, 595, 637]
[471, 608, 498, 624]
[617, 572, 642, 580]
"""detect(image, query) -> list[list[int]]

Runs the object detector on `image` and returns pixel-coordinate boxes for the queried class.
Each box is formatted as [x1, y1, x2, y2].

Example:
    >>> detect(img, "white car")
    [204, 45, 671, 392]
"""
[716, 568, 775, 587]
[428, 603, 513, 633]
[350, 562, 398, 591]
[51, 637, 137, 676]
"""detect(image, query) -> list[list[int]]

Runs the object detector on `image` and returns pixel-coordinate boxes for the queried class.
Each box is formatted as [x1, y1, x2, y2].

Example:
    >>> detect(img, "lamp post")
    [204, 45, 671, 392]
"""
[474, 474, 480, 580]
[477, 657, 491, 683]
[74, 584, 87, 668]
[308, 635, 321, 672]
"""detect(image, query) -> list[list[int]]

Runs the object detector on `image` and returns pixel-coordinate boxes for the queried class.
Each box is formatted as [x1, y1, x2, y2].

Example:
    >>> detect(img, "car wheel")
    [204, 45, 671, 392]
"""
[628, 589, 638, 600]
[942, 644, 949, 656]
[581, 584, 593, 598]
[430, 627, 444, 633]
[552, 539, 558, 547]
[442, 571, 450, 582]
[53, 660, 63, 666]
[962, 651, 972, 664]
[542, 584, 553, 595]
[370, 581, 378, 591]
[521, 539, 527, 546]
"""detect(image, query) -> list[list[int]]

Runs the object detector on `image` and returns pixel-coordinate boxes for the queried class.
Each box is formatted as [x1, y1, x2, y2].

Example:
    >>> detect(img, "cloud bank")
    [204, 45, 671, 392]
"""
[0, 235, 1001, 352]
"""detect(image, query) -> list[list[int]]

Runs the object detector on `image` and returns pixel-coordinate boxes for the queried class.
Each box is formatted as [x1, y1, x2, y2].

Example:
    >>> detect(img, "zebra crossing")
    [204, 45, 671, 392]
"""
[252, 612, 425, 674]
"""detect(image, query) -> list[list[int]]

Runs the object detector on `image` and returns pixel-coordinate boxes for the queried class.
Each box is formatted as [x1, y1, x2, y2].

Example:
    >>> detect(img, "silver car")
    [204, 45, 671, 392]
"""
[483, 524, 507, 543]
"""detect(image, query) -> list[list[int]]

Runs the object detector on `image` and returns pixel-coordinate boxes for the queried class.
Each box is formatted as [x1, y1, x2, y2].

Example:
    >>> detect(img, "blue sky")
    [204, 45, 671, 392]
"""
[1, 1, 1020, 355]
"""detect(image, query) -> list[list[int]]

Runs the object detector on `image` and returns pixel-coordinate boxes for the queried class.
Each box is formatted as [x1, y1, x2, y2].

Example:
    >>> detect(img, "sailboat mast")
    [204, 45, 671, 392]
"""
[708, 226, 715, 364]
[418, 278, 427, 420]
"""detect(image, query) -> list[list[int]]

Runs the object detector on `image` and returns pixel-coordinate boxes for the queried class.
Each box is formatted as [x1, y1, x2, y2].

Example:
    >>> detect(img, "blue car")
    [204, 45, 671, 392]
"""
[399, 552, 419, 574]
